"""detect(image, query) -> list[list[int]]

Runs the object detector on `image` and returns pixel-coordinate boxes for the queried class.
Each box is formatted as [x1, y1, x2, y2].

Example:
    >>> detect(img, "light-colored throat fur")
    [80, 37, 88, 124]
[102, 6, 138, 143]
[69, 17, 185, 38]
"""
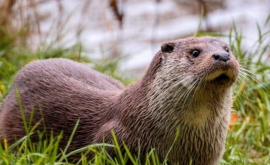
[148, 71, 232, 128]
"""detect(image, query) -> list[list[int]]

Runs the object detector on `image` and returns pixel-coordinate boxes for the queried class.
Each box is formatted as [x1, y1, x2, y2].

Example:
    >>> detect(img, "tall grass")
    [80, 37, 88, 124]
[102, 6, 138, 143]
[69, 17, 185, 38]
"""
[0, 1, 270, 164]
[0, 0, 86, 101]
[221, 21, 270, 165]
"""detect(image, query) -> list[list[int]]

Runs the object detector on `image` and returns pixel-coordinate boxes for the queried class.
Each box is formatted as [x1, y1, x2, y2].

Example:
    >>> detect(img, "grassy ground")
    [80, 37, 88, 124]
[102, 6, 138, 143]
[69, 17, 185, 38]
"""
[220, 24, 270, 164]
[0, 1, 270, 164]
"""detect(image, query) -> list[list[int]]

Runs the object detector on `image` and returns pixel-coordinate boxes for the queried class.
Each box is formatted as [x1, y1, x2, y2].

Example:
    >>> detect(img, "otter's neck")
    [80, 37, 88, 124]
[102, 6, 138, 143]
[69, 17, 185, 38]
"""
[118, 52, 163, 128]
[119, 77, 232, 133]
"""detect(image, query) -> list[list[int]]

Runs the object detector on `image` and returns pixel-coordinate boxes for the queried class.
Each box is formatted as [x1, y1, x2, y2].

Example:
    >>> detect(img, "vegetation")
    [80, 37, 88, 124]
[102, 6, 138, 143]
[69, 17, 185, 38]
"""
[0, 1, 269, 164]
[222, 22, 270, 164]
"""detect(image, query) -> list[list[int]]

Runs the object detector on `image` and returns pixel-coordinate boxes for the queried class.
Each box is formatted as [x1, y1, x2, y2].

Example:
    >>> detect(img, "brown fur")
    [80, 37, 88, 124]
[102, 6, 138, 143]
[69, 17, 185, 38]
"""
[0, 37, 239, 164]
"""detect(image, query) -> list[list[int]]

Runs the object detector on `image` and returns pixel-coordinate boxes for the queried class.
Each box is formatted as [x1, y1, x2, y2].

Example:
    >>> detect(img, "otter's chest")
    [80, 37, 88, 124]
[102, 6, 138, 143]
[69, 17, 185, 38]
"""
[159, 120, 229, 165]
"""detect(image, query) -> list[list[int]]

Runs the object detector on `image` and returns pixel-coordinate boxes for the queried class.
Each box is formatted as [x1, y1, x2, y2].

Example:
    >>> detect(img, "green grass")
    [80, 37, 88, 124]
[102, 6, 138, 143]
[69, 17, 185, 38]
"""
[221, 23, 270, 165]
[0, 2, 270, 164]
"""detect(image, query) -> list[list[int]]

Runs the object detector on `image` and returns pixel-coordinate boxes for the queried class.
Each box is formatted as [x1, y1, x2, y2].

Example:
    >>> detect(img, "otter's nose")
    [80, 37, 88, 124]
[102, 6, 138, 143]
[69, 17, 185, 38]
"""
[212, 53, 230, 62]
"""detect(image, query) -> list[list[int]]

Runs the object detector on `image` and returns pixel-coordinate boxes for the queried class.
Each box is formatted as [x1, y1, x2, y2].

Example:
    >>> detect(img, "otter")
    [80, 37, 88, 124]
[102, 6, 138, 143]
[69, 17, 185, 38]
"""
[0, 37, 239, 164]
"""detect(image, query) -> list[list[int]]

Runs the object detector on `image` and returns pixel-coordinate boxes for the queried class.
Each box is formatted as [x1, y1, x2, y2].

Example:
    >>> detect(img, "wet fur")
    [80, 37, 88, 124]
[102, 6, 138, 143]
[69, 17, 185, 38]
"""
[0, 37, 239, 164]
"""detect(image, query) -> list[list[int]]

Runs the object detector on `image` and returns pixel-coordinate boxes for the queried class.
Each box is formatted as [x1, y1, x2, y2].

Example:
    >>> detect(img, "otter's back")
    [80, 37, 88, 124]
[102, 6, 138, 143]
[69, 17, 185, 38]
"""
[14, 58, 125, 91]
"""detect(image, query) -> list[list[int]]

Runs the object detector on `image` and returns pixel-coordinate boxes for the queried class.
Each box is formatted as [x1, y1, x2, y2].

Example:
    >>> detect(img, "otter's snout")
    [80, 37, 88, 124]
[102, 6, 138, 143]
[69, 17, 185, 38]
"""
[212, 52, 230, 62]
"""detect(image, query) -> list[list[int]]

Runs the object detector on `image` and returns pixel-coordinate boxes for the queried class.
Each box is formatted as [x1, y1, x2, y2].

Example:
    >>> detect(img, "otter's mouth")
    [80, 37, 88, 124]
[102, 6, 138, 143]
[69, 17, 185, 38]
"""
[213, 73, 230, 82]
[206, 69, 234, 85]
[211, 72, 232, 85]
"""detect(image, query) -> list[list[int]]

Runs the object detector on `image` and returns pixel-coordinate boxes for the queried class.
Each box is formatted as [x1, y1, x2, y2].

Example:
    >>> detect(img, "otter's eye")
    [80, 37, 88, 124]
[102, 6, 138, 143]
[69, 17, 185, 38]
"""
[190, 49, 200, 58]
[225, 47, 229, 52]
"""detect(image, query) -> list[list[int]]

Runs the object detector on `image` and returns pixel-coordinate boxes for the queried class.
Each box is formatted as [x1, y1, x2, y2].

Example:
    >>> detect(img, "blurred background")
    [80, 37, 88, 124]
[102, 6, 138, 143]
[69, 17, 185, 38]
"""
[1, 0, 269, 78]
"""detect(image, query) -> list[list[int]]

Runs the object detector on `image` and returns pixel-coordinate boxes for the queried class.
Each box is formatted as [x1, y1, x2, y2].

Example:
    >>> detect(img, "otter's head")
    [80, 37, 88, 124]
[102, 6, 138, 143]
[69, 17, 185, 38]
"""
[145, 37, 240, 121]
[148, 37, 239, 92]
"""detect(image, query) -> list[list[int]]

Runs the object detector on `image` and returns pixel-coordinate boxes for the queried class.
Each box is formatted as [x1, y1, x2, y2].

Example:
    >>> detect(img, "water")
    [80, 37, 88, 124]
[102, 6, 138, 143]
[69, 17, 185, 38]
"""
[38, 0, 270, 76]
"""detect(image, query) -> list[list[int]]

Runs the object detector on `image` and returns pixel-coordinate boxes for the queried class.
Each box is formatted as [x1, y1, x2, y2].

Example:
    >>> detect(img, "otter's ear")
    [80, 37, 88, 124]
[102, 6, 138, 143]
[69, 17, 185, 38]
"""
[161, 42, 175, 53]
